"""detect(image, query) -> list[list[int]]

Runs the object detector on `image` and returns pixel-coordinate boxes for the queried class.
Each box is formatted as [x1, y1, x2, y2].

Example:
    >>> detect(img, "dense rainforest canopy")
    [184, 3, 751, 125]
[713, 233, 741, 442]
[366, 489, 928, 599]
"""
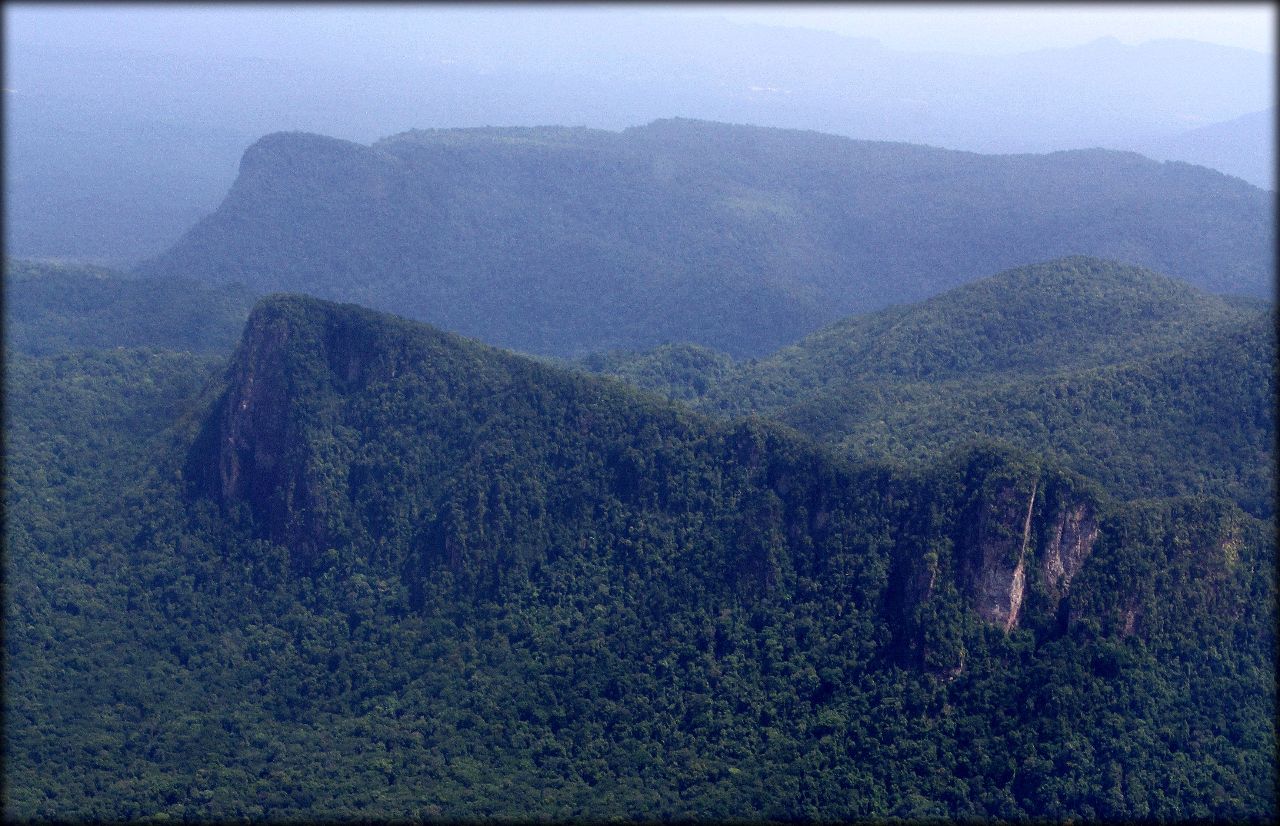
[583, 257, 1276, 519]
[5, 279, 1274, 820]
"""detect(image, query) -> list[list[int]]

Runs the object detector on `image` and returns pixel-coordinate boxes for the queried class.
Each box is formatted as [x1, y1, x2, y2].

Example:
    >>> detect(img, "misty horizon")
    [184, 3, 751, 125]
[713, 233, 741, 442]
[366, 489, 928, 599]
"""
[5, 3, 1275, 266]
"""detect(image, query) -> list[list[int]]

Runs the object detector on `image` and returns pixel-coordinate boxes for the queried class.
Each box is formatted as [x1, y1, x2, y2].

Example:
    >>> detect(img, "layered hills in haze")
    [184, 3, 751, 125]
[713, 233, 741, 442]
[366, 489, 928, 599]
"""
[138, 119, 1274, 357]
[4, 31, 1275, 810]
[1133, 107, 1275, 191]
[7, 7, 1273, 264]
[6, 292, 1274, 819]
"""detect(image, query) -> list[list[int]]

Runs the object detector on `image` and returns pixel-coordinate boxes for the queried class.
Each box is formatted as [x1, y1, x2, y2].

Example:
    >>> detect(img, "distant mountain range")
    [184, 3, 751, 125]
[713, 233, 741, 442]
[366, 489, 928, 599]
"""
[1131, 107, 1275, 190]
[6, 6, 1273, 263]
[134, 119, 1273, 358]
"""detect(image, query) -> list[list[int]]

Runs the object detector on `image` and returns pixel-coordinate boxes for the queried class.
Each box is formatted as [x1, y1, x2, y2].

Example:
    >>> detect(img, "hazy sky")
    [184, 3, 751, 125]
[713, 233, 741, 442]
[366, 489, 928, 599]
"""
[8, 3, 1275, 56]
[668, 2, 1275, 54]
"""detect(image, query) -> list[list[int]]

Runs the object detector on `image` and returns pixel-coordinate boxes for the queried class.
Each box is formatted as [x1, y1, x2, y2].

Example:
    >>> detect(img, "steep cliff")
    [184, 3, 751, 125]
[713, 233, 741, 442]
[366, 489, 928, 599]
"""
[881, 454, 1104, 674]
[959, 476, 1039, 631]
[1039, 500, 1100, 600]
[187, 295, 426, 569]
[188, 295, 1253, 672]
[954, 468, 1103, 634]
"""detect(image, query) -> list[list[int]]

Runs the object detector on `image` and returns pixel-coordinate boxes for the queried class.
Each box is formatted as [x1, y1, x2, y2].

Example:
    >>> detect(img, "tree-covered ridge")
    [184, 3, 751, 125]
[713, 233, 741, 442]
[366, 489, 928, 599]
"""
[5, 259, 258, 356]
[137, 119, 1273, 356]
[7, 293, 1271, 820]
[582, 258, 1275, 517]
[727, 256, 1262, 390]
[811, 310, 1277, 518]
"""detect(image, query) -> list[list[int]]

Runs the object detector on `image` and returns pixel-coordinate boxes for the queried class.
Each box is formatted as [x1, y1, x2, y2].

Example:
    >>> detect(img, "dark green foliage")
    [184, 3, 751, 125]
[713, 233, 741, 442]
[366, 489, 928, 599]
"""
[5, 294, 1273, 821]
[136, 120, 1274, 356]
[811, 311, 1276, 518]
[587, 258, 1275, 518]
[5, 259, 258, 355]
[720, 257, 1262, 391]
[577, 342, 738, 401]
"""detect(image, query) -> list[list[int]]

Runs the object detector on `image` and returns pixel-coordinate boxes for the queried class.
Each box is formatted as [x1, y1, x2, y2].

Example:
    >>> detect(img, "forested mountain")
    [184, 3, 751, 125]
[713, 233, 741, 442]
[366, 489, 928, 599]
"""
[6, 7, 1275, 819]
[4, 260, 258, 356]
[583, 258, 1276, 516]
[5, 293, 1274, 820]
[8, 6, 1272, 264]
[7, 253, 1269, 521]
[137, 120, 1274, 357]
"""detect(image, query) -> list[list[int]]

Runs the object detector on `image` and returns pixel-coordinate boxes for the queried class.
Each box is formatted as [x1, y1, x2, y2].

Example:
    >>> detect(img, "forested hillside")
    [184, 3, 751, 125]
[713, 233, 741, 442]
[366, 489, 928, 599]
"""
[137, 119, 1274, 356]
[583, 258, 1276, 516]
[4, 259, 257, 356]
[6, 4, 1276, 820]
[5, 294, 1274, 820]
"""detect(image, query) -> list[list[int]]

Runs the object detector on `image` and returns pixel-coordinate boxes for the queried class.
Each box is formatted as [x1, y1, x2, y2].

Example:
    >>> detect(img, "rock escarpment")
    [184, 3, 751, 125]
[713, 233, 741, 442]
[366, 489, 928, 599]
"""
[186, 296, 1255, 684]
[188, 295, 420, 570]
[957, 473, 1102, 632]
[959, 477, 1039, 631]
[1039, 500, 1100, 600]
[213, 302, 309, 546]
[886, 459, 1105, 672]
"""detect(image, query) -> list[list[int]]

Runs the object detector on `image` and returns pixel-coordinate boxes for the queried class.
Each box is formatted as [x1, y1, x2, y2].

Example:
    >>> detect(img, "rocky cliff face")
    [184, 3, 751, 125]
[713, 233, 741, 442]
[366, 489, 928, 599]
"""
[189, 296, 418, 571]
[962, 471, 1111, 632]
[195, 300, 329, 568]
[888, 462, 1103, 674]
[215, 305, 294, 511]
[959, 478, 1039, 631]
[957, 474, 1102, 633]
[1039, 500, 1100, 600]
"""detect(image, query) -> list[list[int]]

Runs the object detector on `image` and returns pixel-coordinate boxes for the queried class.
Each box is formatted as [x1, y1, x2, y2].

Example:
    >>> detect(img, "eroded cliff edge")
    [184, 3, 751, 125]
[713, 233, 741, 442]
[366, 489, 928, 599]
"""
[185, 296, 1263, 677]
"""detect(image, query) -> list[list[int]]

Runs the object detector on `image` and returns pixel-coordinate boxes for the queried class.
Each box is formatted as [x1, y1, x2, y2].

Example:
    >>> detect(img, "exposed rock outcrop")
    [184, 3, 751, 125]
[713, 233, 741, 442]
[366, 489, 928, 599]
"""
[887, 459, 1103, 663]
[1039, 501, 1100, 599]
[216, 305, 295, 512]
[188, 296, 415, 571]
[959, 478, 1038, 631]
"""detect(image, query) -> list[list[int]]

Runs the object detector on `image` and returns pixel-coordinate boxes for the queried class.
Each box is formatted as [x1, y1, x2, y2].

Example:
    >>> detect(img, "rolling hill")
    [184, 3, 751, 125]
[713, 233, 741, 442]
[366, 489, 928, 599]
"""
[583, 258, 1275, 516]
